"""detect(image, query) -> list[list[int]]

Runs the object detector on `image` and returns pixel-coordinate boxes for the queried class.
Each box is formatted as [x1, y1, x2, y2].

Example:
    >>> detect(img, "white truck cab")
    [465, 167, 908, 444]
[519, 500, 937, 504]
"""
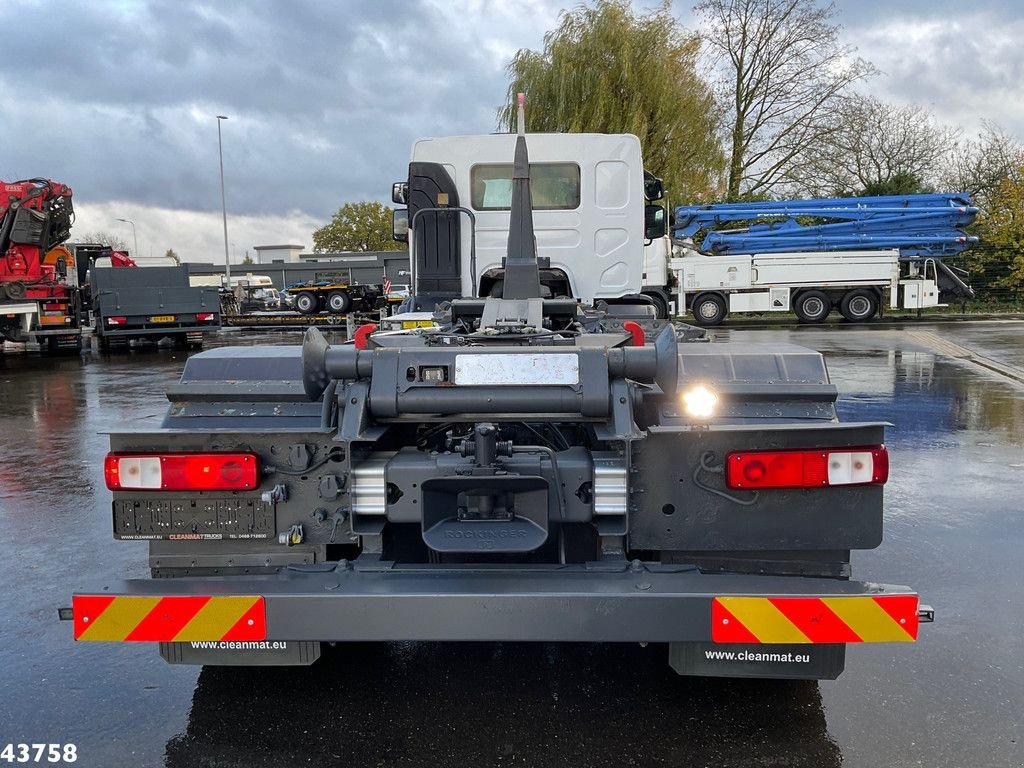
[393, 132, 671, 316]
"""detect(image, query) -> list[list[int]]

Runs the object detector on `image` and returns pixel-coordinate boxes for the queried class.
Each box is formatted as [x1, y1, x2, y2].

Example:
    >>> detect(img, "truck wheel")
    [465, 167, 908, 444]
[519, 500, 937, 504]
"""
[5, 281, 26, 300]
[793, 290, 831, 324]
[326, 291, 351, 314]
[691, 293, 726, 326]
[295, 291, 318, 314]
[644, 293, 669, 319]
[840, 289, 878, 323]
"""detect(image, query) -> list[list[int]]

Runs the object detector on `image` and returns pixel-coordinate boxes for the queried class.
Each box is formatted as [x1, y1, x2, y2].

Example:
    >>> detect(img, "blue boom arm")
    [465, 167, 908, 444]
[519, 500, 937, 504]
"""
[674, 194, 979, 257]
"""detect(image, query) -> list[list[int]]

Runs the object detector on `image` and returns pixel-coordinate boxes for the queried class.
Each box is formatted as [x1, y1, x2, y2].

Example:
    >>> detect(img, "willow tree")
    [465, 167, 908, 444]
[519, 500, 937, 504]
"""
[500, 0, 725, 202]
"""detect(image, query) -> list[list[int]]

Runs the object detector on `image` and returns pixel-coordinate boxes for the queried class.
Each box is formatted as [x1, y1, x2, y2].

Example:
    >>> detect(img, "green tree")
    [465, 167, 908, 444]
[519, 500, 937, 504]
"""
[500, 0, 725, 201]
[312, 201, 403, 253]
[696, 0, 875, 199]
[241, 252, 254, 265]
[971, 169, 1024, 296]
[164, 248, 181, 265]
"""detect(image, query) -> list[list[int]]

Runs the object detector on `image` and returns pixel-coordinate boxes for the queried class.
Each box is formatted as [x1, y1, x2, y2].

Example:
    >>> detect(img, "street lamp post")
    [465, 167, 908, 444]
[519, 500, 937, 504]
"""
[115, 217, 138, 258]
[216, 115, 231, 284]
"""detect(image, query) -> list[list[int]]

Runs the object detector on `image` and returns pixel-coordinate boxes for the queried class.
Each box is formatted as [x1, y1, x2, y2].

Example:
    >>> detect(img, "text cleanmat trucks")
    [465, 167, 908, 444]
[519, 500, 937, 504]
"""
[67, 107, 930, 679]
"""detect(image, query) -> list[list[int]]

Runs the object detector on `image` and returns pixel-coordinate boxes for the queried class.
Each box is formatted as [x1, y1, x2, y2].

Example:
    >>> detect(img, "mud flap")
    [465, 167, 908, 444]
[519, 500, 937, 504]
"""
[668, 642, 845, 680]
[159, 640, 320, 667]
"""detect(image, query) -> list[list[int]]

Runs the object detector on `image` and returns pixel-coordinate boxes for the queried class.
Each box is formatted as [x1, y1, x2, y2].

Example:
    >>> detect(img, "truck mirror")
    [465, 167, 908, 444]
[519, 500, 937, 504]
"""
[645, 205, 666, 240]
[392, 182, 409, 205]
[644, 173, 664, 201]
[392, 209, 409, 243]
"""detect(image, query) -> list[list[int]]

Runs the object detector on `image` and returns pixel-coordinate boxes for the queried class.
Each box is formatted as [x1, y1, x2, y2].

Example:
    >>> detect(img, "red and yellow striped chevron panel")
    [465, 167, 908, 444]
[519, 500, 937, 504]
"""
[73, 595, 265, 642]
[712, 595, 919, 644]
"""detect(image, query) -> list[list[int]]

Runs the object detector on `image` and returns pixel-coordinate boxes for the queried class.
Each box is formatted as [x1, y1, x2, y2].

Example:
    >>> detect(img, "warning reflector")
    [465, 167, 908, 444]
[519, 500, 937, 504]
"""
[712, 595, 919, 644]
[73, 595, 266, 642]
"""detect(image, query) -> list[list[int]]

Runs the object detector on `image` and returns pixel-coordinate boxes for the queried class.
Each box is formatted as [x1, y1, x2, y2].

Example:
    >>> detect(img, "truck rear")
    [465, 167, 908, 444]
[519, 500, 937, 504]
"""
[90, 265, 220, 349]
[68, 124, 928, 679]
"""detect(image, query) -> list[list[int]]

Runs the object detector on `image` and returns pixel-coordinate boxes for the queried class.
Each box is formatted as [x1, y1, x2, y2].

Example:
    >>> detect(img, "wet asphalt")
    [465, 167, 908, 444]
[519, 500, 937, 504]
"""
[0, 321, 1021, 768]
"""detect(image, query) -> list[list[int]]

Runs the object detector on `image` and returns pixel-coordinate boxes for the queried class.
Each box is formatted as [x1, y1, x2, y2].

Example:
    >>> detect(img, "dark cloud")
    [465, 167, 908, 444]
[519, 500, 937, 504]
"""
[0, 0, 560, 218]
[2, 0, 1020, 233]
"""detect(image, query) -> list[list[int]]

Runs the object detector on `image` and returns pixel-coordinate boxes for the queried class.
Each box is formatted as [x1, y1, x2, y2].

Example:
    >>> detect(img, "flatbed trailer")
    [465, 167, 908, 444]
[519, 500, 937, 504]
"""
[222, 312, 350, 328]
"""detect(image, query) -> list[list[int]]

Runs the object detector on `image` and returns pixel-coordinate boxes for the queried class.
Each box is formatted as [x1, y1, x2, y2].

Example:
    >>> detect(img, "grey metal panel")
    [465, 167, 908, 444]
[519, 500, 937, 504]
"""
[79, 566, 916, 643]
[177, 346, 303, 382]
[631, 422, 886, 551]
[92, 267, 219, 318]
[677, 342, 831, 385]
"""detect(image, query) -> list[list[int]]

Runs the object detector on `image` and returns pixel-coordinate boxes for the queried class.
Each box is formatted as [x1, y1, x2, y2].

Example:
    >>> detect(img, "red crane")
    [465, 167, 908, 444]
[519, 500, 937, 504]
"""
[0, 178, 74, 301]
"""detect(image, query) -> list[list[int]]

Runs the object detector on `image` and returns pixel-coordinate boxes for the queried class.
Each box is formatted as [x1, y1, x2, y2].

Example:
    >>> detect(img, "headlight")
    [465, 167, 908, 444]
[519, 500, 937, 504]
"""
[682, 385, 717, 418]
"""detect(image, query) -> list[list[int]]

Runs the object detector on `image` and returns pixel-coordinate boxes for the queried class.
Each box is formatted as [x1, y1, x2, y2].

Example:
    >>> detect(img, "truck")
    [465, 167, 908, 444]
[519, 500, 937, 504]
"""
[0, 179, 85, 351]
[67, 109, 930, 679]
[390, 132, 674, 317]
[90, 265, 221, 350]
[671, 195, 977, 325]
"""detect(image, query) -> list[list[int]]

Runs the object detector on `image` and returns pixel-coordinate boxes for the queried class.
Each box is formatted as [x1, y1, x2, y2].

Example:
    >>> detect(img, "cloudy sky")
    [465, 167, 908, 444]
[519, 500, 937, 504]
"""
[2, 0, 1021, 262]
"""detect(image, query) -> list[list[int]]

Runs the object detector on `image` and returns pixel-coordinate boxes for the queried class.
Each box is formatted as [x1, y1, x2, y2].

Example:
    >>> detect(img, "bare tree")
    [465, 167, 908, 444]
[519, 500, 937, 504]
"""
[75, 231, 129, 251]
[790, 95, 958, 196]
[941, 121, 1024, 209]
[696, 0, 875, 199]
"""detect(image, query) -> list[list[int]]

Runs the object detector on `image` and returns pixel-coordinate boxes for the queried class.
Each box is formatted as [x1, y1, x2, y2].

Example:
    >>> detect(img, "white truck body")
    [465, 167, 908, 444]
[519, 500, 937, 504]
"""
[409, 133, 656, 306]
[670, 246, 942, 323]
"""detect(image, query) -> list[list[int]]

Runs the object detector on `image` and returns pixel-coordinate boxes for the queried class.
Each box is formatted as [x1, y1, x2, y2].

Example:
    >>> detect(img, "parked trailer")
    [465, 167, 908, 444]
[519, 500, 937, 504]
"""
[67, 109, 930, 679]
[90, 266, 220, 350]
[672, 194, 977, 325]
[284, 280, 381, 315]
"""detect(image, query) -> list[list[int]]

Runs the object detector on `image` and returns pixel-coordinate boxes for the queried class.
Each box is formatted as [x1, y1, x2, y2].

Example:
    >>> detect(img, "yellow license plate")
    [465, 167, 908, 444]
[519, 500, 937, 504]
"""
[402, 320, 435, 329]
[150, 315, 176, 323]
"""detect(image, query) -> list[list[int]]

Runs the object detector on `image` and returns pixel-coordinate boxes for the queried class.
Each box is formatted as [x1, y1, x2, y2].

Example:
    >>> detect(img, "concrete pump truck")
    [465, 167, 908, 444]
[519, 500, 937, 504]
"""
[66, 100, 930, 679]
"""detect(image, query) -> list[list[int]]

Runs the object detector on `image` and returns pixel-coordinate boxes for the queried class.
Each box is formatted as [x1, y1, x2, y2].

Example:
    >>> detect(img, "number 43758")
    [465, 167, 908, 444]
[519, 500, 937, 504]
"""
[0, 745, 77, 763]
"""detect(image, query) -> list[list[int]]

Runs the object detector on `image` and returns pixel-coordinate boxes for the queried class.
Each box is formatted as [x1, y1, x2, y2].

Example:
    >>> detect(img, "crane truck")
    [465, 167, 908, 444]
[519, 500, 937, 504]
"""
[0, 179, 84, 350]
[66, 107, 930, 679]
[672, 195, 977, 326]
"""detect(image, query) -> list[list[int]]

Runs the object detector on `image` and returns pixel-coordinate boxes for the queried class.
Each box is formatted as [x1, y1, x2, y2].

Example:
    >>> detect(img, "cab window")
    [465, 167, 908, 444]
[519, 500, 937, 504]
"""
[470, 163, 580, 211]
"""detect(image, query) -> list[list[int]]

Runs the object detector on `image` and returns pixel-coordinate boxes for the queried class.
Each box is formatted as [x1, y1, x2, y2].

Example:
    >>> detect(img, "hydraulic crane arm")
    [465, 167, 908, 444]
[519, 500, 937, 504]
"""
[674, 193, 978, 257]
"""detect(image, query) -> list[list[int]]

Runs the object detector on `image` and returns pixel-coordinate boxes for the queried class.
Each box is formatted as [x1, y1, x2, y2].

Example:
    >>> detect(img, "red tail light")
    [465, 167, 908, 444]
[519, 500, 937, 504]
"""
[104, 452, 259, 491]
[726, 446, 888, 489]
[106, 316, 127, 326]
[196, 312, 215, 322]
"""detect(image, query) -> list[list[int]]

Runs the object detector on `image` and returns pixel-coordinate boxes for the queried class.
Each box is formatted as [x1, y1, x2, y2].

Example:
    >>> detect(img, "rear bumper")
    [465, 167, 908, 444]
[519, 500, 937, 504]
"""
[70, 562, 925, 645]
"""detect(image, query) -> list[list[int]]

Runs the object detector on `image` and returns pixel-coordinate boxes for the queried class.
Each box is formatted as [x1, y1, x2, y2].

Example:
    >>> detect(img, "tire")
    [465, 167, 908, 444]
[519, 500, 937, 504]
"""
[5, 281, 26, 300]
[326, 290, 351, 314]
[691, 293, 727, 326]
[294, 291, 319, 315]
[644, 293, 669, 319]
[840, 289, 878, 323]
[793, 290, 831, 324]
